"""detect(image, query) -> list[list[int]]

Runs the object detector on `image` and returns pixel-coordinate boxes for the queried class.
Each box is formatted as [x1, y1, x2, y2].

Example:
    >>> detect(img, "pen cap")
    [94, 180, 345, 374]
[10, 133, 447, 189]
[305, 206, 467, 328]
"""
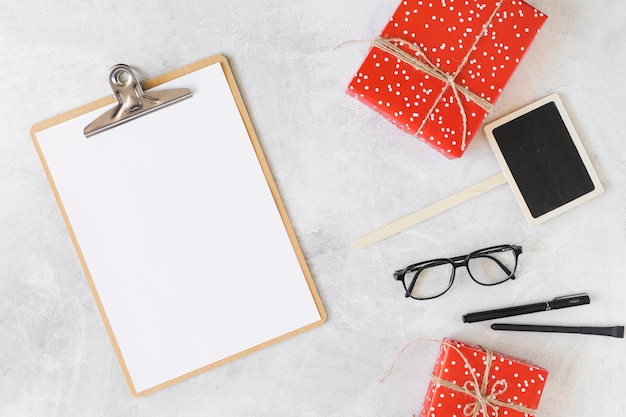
[550, 294, 590, 309]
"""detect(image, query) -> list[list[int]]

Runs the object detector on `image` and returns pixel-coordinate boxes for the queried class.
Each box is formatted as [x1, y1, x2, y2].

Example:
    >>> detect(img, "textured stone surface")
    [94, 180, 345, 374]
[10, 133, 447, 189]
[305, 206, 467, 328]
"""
[1, 1, 624, 415]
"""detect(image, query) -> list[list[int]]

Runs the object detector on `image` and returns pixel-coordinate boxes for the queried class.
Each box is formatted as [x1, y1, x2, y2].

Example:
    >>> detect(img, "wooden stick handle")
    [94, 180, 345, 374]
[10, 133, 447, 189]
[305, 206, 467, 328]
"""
[352, 172, 507, 249]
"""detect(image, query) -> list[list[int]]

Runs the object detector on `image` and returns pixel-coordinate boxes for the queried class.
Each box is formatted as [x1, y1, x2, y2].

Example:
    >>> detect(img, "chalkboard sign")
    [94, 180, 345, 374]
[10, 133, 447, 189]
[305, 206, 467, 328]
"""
[485, 94, 603, 225]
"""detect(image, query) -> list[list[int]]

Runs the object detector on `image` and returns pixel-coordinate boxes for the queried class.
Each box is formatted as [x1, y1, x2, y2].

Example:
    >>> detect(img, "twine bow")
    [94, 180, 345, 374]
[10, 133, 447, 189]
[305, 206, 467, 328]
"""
[461, 378, 509, 417]
[359, 1, 505, 151]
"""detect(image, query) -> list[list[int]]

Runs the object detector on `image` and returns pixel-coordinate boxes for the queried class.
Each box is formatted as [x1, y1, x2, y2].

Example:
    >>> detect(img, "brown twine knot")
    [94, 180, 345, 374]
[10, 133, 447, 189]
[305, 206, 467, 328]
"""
[342, 1, 505, 152]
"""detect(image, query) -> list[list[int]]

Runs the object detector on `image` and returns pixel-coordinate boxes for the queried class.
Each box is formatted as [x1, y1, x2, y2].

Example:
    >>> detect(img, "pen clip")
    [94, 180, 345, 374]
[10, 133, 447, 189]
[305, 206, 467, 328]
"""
[553, 293, 589, 300]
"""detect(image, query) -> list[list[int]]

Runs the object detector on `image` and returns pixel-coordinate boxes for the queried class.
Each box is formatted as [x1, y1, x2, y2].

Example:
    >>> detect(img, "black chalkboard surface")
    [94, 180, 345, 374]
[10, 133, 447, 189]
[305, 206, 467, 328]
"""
[485, 94, 603, 225]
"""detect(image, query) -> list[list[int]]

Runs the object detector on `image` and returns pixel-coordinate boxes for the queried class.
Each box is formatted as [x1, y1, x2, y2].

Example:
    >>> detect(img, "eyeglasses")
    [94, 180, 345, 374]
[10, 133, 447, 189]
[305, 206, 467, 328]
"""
[393, 244, 523, 300]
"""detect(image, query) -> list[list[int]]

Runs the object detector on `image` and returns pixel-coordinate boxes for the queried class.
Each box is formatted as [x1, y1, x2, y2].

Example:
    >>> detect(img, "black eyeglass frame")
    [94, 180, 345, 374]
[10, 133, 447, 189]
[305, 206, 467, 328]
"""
[393, 244, 523, 300]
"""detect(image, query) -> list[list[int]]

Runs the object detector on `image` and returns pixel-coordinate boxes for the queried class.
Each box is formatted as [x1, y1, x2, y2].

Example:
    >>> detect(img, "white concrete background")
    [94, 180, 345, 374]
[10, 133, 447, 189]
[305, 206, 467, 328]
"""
[1, 1, 624, 415]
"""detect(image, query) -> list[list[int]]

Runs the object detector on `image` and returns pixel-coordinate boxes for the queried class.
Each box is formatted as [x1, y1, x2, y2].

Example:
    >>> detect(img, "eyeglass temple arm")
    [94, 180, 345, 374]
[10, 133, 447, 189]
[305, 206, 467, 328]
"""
[451, 252, 511, 274]
[405, 270, 421, 297]
[475, 245, 522, 256]
[472, 254, 515, 278]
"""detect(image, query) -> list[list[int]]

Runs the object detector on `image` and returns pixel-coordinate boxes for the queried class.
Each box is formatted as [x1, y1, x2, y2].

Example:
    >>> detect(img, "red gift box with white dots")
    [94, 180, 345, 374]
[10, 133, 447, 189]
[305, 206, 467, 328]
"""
[348, 0, 547, 158]
[419, 339, 548, 417]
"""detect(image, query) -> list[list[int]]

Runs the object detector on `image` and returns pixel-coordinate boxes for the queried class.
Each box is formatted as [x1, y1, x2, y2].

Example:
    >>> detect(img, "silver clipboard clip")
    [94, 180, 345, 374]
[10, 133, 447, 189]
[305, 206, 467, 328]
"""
[83, 64, 192, 137]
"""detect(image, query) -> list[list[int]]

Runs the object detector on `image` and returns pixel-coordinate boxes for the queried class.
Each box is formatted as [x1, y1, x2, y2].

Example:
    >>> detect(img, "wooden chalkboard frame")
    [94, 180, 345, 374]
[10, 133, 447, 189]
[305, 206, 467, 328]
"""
[484, 94, 603, 225]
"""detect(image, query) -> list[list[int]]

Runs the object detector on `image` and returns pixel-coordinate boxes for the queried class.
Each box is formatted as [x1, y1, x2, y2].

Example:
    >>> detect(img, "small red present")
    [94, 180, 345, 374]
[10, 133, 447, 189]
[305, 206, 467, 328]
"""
[348, 0, 547, 158]
[419, 338, 548, 417]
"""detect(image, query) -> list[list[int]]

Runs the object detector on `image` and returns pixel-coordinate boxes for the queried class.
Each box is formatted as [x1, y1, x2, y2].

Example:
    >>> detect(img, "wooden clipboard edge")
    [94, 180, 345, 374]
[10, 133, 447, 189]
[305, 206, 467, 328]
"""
[30, 54, 326, 397]
[139, 318, 326, 396]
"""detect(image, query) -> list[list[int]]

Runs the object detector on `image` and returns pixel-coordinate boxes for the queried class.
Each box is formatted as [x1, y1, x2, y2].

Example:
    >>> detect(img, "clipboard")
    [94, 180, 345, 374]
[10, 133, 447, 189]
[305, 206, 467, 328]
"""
[30, 55, 326, 396]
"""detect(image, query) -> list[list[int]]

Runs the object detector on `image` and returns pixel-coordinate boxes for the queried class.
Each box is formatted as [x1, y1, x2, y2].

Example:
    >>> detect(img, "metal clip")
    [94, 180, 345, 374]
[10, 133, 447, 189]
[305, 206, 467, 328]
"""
[83, 64, 192, 137]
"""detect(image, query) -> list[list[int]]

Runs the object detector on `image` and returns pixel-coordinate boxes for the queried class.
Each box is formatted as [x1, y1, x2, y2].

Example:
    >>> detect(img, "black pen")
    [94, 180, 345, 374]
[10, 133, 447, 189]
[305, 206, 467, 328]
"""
[491, 323, 624, 338]
[462, 293, 590, 323]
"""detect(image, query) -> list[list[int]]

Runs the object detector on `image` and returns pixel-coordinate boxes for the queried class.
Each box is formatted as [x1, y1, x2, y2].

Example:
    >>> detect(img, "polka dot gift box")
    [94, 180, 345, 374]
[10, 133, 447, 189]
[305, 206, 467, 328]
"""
[348, 0, 547, 158]
[419, 339, 548, 417]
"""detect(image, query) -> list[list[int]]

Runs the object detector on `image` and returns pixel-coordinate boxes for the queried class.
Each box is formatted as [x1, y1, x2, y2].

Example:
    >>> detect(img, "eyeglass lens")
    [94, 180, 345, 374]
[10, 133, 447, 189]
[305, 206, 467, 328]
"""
[467, 247, 517, 285]
[405, 260, 453, 299]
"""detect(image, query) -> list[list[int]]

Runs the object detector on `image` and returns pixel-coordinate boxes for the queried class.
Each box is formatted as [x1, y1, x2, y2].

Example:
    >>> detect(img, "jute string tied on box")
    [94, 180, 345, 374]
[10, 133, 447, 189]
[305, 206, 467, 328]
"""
[346, 0, 505, 151]
[380, 339, 538, 417]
